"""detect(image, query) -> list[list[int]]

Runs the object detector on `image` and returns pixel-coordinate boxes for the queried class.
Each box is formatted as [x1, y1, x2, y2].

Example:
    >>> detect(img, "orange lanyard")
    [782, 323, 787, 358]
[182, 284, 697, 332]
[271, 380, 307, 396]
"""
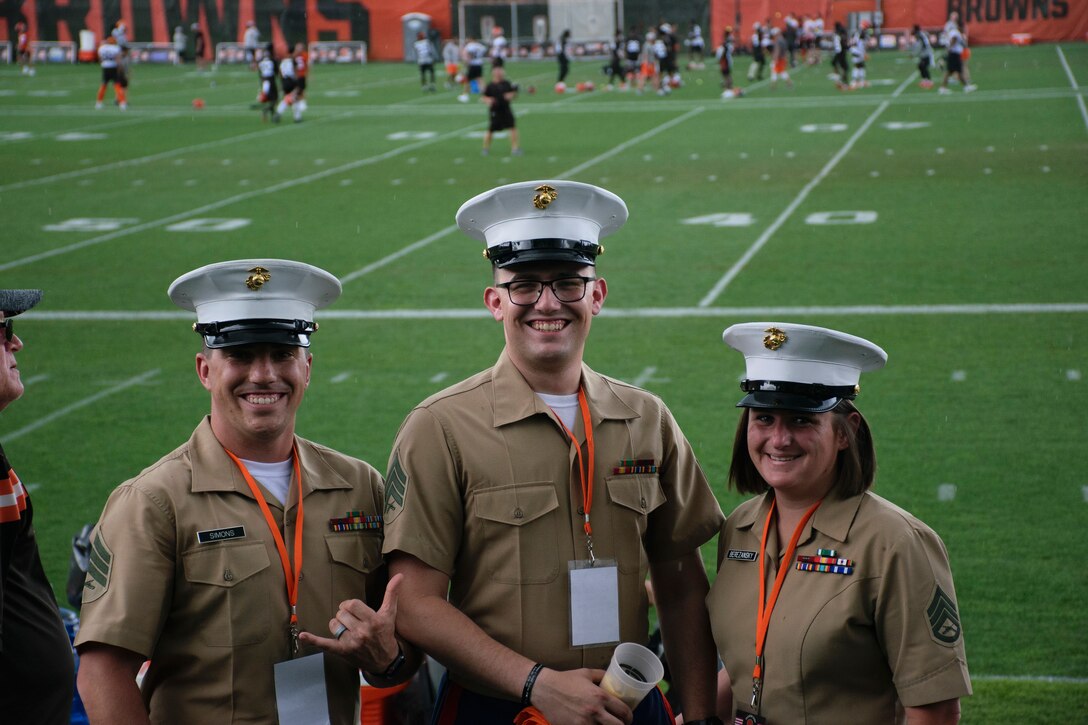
[551, 387, 596, 561]
[225, 447, 305, 655]
[751, 497, 822, 710]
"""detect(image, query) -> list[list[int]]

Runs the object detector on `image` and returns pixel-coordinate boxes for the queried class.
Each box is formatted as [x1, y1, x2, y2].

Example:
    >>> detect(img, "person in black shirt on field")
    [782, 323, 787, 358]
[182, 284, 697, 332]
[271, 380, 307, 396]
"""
[556, 29, 571, 84]
[481, 64, 521, 157]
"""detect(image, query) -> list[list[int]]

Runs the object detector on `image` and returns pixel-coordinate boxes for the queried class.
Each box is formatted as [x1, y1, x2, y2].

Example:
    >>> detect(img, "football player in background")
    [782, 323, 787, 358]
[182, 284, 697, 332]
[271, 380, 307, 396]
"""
[95, 35, 128, 110]
[15, 21, 34, 76]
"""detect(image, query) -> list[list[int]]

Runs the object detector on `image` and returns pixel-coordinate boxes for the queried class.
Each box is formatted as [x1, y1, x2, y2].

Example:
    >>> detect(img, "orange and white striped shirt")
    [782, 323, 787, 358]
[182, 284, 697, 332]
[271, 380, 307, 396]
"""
[0, 459, 28, 524]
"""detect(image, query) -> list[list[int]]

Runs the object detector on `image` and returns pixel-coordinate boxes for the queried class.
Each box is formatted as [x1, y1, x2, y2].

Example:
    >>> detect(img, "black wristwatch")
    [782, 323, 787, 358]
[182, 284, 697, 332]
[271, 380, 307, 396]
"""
[378, 643, 406, 679]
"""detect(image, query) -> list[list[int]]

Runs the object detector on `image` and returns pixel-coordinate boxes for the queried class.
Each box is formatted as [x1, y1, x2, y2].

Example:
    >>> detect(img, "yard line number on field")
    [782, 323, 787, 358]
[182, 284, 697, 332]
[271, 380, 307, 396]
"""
[0, 99, 396, 195]
[0, 120, 487, 273]
[698, 72, 917, 308]
[0, 122, 296, 194]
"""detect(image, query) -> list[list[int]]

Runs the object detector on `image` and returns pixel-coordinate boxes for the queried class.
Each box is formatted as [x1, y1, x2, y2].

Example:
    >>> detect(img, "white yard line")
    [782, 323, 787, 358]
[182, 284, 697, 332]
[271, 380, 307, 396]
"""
[337, 107, 704, 284]
[0, 123, 293, 193]
[699, 72, 917, 308]
[971, 674, 1088, 684]
[0, 120, 486, 273]
[3, 368, 160, 442]
[1055, 45, 1088, 133]
[0, 113, 181, 145]
[340, 226, 460, 284]
[25, 302, 1088, 323]
[558, 107, 703, 179]
[0, 101, 394, 194]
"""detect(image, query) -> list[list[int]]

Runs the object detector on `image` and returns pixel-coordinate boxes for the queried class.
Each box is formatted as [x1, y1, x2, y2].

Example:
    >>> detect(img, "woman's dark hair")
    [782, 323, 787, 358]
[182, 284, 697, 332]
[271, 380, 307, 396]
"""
[727, 399, 876, 496]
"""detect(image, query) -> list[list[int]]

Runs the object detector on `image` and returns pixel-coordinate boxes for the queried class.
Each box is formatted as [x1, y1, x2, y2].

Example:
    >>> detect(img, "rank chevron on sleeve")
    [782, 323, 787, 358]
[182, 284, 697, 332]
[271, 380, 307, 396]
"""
[926, 586, 962, 644]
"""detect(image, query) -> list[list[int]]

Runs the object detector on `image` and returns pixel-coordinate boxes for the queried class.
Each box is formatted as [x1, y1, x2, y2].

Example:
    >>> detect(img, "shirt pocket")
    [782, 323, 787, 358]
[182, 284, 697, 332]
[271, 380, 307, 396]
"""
[604, 474, 666, 574]
[325, 532, 382, 607]
[182, 542, 272, 647]
[474, 483, 561, 585]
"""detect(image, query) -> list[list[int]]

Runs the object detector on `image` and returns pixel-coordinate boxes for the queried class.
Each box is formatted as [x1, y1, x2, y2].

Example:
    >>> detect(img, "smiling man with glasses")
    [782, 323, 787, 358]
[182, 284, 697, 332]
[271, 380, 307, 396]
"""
[382, 181, 725, 725]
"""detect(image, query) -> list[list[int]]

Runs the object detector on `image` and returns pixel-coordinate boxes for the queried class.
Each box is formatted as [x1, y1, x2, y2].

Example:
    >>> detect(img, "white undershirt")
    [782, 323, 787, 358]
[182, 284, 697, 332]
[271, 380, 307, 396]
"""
[241, 457, 293, 505]
[537, 392, 579, 430]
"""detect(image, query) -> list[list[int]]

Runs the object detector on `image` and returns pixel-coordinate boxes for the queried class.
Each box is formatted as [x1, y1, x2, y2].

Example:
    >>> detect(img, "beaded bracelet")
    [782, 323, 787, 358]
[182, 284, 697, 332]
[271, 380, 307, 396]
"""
[521, 663, 545, 706]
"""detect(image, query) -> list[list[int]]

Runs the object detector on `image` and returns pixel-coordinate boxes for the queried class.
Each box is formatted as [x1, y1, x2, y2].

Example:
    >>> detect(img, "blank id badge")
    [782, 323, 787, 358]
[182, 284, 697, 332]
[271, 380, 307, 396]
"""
[274, 653, 331, 725]
[569, 559, 620, 647]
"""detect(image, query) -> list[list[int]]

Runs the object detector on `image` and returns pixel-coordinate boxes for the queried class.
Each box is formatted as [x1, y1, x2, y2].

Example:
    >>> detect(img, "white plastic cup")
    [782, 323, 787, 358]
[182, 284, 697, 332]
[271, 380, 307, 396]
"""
[599, 642, 664, 709]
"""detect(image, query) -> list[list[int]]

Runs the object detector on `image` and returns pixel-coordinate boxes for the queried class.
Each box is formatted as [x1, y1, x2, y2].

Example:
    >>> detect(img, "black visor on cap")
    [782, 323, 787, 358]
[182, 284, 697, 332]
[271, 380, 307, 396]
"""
[736, 380, 858, 414]
[486, 238, 602, 268]
[195, 318, 316, 348]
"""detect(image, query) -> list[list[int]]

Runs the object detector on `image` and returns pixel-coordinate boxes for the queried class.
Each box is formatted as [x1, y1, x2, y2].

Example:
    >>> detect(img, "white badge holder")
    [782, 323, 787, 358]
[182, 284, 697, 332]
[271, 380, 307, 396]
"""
[569, 558, 620, 647]
[275, 653, 332, 725]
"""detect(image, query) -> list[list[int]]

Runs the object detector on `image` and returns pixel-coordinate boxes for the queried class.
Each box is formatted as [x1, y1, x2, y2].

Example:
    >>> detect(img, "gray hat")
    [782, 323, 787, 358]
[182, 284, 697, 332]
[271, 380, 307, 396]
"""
[168, 259, 341, 348]
[0, 289, 43, 317]
[723, 322, 887, 413]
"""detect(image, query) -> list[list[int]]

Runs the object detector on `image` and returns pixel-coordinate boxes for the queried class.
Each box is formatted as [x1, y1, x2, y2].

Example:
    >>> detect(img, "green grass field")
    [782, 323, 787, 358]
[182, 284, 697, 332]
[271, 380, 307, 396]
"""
[2, 43, 1087, 719]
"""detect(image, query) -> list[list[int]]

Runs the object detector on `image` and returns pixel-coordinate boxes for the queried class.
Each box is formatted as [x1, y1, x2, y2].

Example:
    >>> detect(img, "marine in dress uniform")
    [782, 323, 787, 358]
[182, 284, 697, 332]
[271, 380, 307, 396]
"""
[75, 260, 413, 724]
[0, 289, 75, 725]
[383, 181, 725, 725]
[708, 323, 971, 724]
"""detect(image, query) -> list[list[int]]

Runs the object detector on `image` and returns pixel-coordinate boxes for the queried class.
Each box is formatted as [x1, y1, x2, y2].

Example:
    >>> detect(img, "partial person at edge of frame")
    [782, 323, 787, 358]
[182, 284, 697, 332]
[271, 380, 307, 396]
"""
[710, 322, 971, 723]
[0, 289, 76, 725]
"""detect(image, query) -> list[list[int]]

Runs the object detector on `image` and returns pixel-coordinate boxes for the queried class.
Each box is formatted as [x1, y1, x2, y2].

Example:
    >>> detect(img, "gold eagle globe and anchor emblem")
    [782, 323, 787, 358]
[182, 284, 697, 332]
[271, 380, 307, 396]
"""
[532, 184, 558, 209]
[245, 266, 272, 291]
[763, 327, 788, 351]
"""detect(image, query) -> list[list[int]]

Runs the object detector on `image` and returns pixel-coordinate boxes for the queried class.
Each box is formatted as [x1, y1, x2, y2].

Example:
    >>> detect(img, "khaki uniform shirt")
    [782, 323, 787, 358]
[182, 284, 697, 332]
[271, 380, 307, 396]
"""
[75, 417, 386, 725]
[382, 351, 723, 698]
[708, 491, 971, 723]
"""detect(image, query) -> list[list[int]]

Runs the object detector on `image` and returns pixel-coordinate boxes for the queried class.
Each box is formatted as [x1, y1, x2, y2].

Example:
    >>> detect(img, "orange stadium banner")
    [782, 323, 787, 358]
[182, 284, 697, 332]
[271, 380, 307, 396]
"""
[1, 0, 453, 61]
[709, 0, 1088, 45]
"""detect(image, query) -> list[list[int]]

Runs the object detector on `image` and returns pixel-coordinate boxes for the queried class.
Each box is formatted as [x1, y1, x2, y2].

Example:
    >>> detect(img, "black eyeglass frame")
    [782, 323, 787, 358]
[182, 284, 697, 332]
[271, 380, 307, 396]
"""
[1, 319, 12, 343]
[495, 276, 597, 307]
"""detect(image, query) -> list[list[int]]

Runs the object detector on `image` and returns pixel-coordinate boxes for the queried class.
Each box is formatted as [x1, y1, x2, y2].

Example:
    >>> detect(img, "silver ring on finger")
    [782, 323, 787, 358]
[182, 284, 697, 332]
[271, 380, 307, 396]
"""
[333, 623, 348, 640]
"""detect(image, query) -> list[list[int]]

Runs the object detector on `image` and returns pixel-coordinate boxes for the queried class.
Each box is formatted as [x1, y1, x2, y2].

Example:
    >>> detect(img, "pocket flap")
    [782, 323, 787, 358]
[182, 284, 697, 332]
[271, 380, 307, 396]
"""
[606, 475, 666, 515]
[474, 484, 559, 527]
[182, 542, 270, 587]
[325, 533, 380, 574]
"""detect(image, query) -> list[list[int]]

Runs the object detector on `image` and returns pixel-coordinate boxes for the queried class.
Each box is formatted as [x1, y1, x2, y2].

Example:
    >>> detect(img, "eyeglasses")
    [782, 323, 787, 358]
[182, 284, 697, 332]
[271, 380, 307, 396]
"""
[1, 319, 12, 343]
[495, 276, 596, 306]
